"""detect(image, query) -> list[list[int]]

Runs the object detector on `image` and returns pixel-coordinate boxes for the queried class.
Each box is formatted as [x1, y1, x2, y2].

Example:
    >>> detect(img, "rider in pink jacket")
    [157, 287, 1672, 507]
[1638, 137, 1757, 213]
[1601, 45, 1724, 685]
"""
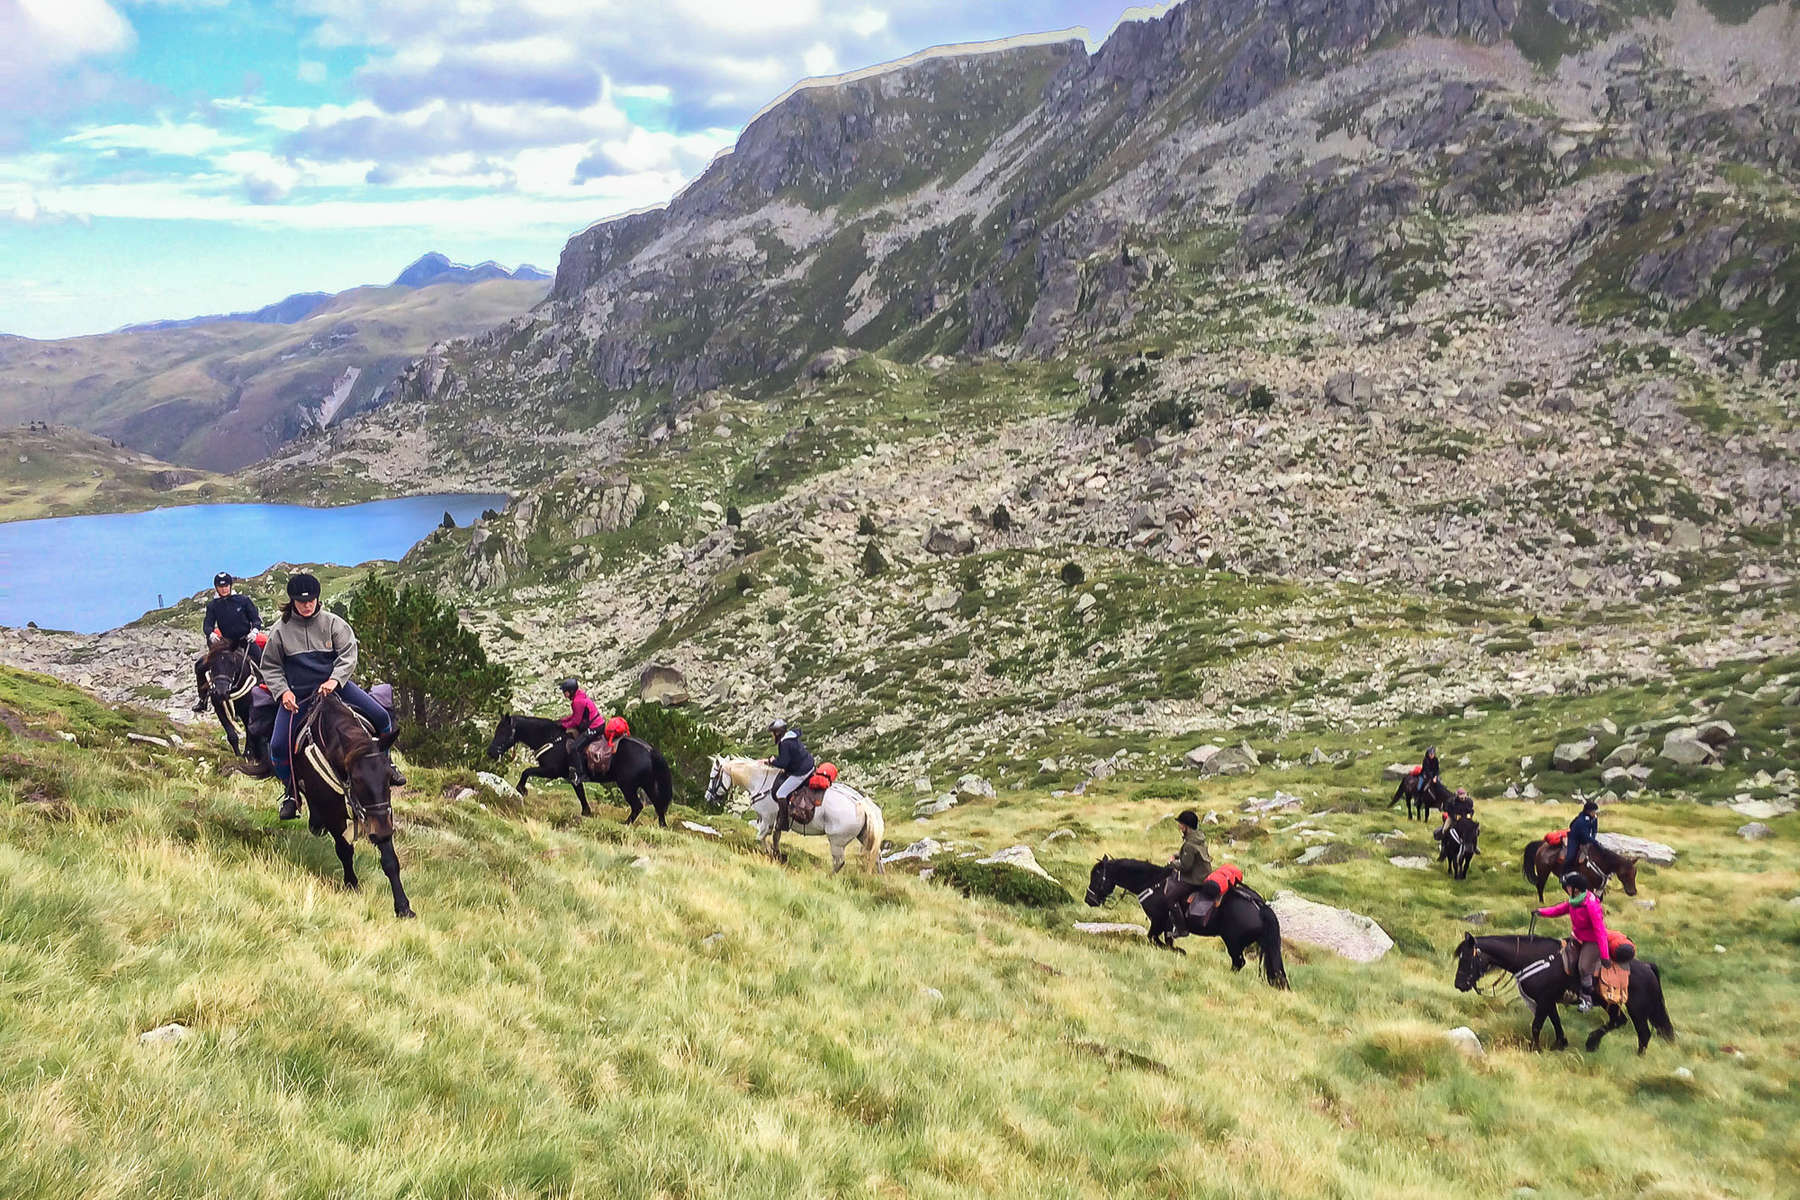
[1538, 872, 1613, 1010]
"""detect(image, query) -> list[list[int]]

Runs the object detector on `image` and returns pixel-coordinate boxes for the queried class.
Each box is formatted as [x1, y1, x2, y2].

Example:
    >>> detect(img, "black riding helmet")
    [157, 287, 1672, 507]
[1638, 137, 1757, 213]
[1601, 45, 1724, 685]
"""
[559, 678, 580, 695]
[1560, 871, 1588, 892]
[214, 572, 233, 588]
[286, 573, 321, 602]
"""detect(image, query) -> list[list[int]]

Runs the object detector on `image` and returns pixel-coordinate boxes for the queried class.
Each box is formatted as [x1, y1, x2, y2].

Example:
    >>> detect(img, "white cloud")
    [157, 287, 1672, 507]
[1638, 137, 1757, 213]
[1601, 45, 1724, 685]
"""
[800, 42, 839, 78]
[298, 59, 328, 84]
[0, 0, 136, 128]
[63, 120, 243, 157]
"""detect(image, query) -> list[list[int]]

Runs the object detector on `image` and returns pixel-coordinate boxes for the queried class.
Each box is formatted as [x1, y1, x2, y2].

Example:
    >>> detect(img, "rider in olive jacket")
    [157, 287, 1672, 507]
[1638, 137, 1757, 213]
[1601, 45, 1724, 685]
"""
[1163, 811, 1213, 935]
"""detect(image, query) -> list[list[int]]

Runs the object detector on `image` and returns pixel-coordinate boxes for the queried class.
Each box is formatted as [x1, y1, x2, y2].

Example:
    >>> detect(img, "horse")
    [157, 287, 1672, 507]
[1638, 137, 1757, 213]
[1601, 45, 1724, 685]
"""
[291, 693, 414, 919]
[199, 640, 271, 774]
[1084, 856, 1289, 988]
[1452, 932, 1673, 1053]
[704, 755, 884, 873]
[486, 714, 674, 825]
[1390, 774, 1453, 821]
[1436, 816, 1480, 879]
[1522, 837, 1639, 900]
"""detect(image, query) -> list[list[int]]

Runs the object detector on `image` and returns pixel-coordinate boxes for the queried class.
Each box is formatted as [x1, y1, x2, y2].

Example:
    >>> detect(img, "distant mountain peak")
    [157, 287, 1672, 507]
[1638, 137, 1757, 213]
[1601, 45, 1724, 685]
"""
[392, 254, 549, 288]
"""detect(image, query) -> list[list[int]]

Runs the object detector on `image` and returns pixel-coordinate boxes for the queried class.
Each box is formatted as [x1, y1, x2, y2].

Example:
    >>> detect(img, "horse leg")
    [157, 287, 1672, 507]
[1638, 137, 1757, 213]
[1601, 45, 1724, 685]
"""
[1628, 1003, 1652, 1054]
[621, 785, 644, 825]
[572, 779, 592, 817]
[331, 829, 358, 890]
[515, 769, 532, 797]
[373, 833, 414, 919]
[1530, 1007, 1547, 1050]
[1585, 1006, 1625, 1053]
[771, 829, 786, 864]
[830, 836, 847, 874]
[1226, 934, 1247, 972]
[1546, 1003, 1568, 1050]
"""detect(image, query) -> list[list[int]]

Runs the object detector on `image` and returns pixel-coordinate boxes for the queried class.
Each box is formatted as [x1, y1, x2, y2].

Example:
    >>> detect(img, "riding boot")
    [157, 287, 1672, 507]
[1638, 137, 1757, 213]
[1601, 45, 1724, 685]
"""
[377, 727, 406, 787]
[278, 777, 301, 821]
[1576, 977, 1596, 1012]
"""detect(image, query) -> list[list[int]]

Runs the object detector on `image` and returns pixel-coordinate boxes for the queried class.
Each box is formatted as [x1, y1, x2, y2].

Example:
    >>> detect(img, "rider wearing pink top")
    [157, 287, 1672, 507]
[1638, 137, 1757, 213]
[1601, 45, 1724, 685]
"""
[1538, 872, 1613, 1010]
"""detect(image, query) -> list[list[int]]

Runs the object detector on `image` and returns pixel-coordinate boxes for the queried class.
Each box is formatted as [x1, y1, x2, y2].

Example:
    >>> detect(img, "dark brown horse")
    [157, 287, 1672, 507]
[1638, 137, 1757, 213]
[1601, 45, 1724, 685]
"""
[200, 641, 271, 774]
[1523, 838, 1639, 900]
[293, 693, 414, 918]
[1391, 774, 1453, 821]
[1436, 816, 1479, 879]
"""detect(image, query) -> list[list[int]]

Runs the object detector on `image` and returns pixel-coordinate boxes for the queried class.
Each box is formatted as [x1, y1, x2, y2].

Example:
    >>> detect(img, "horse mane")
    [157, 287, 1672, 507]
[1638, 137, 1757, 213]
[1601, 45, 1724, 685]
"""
[312, 694, 380, 770]
[1587, 841, 1627, 873]
[507, 712, 566, 740]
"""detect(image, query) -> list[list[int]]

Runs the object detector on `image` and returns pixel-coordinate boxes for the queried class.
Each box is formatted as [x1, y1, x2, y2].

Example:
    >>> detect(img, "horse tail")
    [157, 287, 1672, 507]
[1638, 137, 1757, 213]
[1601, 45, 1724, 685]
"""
[858, 797, 885, 873]
[1255, 899, 1289, 989]
[1522, 841, 1543, 891]
[649, 749, 674, 817]
[1645, 963, 1676, 1040]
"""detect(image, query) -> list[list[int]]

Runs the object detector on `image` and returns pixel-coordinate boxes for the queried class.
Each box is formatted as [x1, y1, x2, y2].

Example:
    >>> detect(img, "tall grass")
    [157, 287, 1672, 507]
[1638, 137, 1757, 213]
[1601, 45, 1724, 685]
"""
[2, 666, 1796, 1198]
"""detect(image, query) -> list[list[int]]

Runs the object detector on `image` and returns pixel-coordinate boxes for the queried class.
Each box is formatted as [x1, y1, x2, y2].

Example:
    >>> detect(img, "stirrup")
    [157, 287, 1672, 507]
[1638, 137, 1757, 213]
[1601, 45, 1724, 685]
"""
[279, 795, 300, 820]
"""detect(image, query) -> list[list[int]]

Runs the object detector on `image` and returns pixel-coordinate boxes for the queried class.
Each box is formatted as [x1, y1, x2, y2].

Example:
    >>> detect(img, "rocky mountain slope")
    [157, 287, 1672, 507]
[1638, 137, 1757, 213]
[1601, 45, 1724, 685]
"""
[235, 0, 1799, 778]
[0, 424, 241, 522]
[0, 274, 549, 473]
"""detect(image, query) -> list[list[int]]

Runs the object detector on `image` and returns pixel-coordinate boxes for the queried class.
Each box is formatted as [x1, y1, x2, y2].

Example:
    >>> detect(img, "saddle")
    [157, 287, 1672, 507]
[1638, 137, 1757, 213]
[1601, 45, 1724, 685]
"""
[785, 764, 839, 827]
[581, 733, 643, 778]
[1183, 864, 1244, 928]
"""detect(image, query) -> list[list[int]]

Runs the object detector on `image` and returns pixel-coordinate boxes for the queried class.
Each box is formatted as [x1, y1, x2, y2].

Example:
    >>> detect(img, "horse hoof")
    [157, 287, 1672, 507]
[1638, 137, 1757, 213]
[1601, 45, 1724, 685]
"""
[396, 907, 416, 920]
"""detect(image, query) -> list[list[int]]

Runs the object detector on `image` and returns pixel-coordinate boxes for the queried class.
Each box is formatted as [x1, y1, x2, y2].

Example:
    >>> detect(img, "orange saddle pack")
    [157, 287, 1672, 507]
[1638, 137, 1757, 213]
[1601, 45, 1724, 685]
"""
[1206, 864, 1243, 897]
[808, 763, 839, 792]
[1544, 829, 1568, 846]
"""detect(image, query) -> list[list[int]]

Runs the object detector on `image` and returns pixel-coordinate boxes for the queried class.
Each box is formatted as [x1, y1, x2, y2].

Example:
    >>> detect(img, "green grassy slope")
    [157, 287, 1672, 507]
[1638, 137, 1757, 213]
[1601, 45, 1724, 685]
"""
[0, 426, 243, 523]
[4, 661, 1796, 1198]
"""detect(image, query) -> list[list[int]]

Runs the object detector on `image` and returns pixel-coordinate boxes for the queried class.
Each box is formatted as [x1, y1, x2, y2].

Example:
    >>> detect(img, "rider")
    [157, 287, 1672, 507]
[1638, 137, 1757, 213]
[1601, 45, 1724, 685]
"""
[1418, 745, 1441, 793]
[263, 573, 404, 820]
[1441, 786, 1475, 826]
[1163, 810, 1212, 935]
[764, 719, 816, 814]
[1537, 871, 1614, 1011]
[558, 678, 601, 778]
[1563, 798, 1599, 872]
[192, 572, 263, 711]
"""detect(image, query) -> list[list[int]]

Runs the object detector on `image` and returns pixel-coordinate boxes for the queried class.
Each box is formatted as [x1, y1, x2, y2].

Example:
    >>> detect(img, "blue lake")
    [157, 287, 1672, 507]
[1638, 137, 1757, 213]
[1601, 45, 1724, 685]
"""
[0, 494, 508, 633]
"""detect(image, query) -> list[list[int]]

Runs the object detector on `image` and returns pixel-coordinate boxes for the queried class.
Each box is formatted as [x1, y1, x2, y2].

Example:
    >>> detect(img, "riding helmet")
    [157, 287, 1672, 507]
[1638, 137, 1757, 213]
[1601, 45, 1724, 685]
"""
[768, 718, 788, 735]
[214, 572, 234, 588]
[1560, 871, 1587, 891]
[286, 573, 321, 601]
[559, 678, 579, 694]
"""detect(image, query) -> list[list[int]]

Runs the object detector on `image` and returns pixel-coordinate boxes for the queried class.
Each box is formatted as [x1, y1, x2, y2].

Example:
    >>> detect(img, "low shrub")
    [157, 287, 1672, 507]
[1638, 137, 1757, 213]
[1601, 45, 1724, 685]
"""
[930, 856, 1070, 907]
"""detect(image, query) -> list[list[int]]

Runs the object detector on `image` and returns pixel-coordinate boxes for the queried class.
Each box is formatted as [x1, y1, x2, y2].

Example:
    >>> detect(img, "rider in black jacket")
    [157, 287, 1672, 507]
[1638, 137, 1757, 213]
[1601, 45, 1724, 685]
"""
[193, 572, 263, 711]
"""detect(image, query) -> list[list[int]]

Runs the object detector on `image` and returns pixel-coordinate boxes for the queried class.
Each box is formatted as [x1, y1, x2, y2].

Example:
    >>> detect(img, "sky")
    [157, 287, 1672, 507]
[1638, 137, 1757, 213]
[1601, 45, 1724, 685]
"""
[0, 0, 1160, 340]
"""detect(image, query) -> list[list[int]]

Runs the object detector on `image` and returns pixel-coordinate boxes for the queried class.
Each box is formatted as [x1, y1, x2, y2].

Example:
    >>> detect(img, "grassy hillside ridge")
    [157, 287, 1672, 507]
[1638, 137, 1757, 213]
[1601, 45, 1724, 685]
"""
[0, 279, 549, 473]
[0, 426, 243, 523]
[3, 658, 1797, 1197]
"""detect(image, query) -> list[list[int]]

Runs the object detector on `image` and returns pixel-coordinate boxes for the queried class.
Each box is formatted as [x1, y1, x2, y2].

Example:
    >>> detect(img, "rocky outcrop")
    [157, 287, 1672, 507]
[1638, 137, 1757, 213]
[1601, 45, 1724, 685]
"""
[1269, 892, 1394, 962]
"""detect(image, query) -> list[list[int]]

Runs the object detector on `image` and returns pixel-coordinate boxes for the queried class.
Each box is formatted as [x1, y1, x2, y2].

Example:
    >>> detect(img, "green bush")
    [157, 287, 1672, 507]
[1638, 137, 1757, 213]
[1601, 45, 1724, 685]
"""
[338, 572, 511, 767]
[930, 856, 1071, 907]
[1060, 562, 1085, 587]
[607, 700, 730, 811]
[860, 542, 888, 578]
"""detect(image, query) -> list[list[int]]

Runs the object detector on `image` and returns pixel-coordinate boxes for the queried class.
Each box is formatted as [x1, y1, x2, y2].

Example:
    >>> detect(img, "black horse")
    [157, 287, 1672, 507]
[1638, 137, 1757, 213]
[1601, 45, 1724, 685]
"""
[1452, 933, 1672, 1053]
[292, 693, 414, 919]
[1436, 816, 1480, 879]
[200, 641, 271, 775]
[486, 714, 675, 825]
[1085, 856, 1289, 988]
[1391, 774, 1453, 821]
[1522, 838, 1639, 900]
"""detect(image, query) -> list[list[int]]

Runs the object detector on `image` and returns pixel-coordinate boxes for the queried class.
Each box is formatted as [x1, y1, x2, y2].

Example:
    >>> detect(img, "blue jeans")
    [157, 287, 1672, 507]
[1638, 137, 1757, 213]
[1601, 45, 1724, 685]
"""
[271, 682, 393, 786]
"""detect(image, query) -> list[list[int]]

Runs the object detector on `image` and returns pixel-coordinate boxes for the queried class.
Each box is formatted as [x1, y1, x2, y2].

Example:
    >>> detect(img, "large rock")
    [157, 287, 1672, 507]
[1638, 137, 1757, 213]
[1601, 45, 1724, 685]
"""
[139, 1023, 192, 1046]
[1596, 832, 1676, 865]
[638, 664, 689, 705]
[1738, 823, 1773, 841]
[1600, 767, 1645, 794]
[923, 525, 976, 556]
[1600, 742, 1642, 770]
[1660, 728, 1717, 766]
[914, 793, 957, 818]
[1729, 799, 1795, 820]
[881, 837, 943, 866]
[1243, 790, 1303, 814]
[1382, 762, 1415, 781]
[804, 346, 862, 379]
[476, 771, 520, 799]
[1189, 741, 1259, 777]
[1444, 1027, 1485, 1059]
[976, 845, 1056, 880]
[1074, 922, 1146, 937]
[954, 774, 996, 802]
[1552, 737, 1600, 772]
[1324, 371, 1376, 409]
[1268, 892, 1395, 962]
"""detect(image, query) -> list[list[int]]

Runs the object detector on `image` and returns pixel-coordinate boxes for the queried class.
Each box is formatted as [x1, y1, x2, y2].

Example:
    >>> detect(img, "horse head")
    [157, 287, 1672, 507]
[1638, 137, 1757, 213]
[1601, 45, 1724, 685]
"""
[1085, 856, 1116, 907]
[206, 644, 253, 705]
[1451, 933, 1486, 992]
[703, 756, 729, 809]
[487, 714, 516, 760]
[1614, 854, 1640, 896]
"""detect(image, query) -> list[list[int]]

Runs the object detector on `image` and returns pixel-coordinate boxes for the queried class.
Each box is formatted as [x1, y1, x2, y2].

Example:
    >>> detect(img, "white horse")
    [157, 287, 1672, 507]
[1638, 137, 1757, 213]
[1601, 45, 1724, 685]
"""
[704, 756, 885, 873]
